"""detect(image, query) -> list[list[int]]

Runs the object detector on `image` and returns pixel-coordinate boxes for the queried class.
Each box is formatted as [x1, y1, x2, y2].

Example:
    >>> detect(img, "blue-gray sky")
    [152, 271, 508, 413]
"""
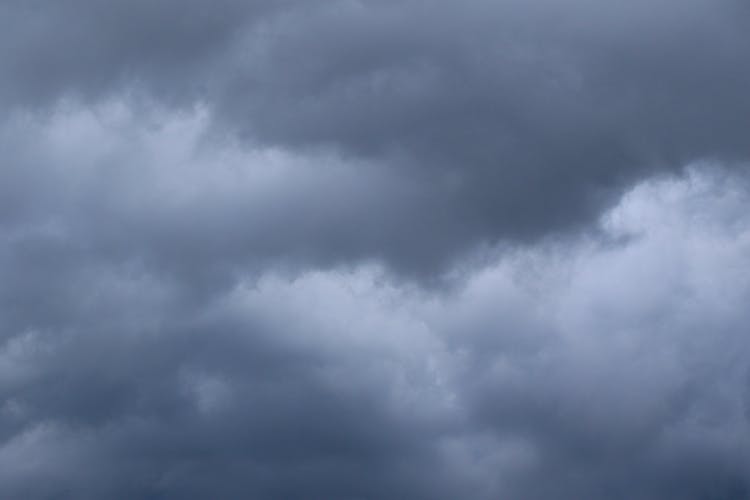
[1, 1, 750, 499]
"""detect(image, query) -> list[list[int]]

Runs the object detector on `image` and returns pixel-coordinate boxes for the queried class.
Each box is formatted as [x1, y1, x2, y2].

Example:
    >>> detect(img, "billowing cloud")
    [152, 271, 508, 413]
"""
[3, 0, 750, 272]
[2, 120, 750, 496]
[2, 1, 750, 498]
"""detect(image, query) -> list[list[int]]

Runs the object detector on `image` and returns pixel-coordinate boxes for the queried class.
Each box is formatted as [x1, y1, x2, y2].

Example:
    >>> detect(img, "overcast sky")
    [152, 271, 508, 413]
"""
[2, 1, 750, 499]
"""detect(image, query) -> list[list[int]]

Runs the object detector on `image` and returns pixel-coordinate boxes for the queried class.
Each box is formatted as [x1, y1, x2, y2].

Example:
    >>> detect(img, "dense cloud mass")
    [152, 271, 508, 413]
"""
[1, 1, 750, 499]
[4, 0, 750, 273]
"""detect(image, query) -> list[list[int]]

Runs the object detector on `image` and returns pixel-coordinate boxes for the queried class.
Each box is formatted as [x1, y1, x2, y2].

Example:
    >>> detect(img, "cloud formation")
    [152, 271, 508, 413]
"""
[2, 1, 750, 499]
[2, 155, 750, 498]
[3, 0, 750, 273]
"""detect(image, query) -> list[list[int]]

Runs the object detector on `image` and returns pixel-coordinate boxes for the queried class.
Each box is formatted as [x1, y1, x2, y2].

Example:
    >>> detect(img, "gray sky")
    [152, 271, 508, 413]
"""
[1, 1, 750, 499]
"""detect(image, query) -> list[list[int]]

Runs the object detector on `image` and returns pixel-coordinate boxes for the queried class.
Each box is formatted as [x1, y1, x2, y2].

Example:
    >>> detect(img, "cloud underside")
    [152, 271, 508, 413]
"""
[4, 0, 750, 274]
[1, 1, 750, 498]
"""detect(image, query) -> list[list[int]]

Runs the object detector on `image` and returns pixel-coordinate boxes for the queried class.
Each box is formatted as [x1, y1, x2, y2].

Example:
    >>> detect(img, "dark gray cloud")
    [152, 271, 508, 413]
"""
[2, 152, 750, 498]
[3, 0, 750, 273]
[2, 1, 750, 499]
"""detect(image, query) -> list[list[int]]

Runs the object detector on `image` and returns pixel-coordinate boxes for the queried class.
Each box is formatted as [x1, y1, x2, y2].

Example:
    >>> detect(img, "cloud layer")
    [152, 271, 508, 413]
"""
[2, 149, 750, 498]
[3, 0, 750, 273]
[2, 1, 750, 498]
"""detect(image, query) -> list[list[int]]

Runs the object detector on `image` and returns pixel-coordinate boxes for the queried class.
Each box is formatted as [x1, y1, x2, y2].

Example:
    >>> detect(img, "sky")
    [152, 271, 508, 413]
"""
[1, 1, 750, 498]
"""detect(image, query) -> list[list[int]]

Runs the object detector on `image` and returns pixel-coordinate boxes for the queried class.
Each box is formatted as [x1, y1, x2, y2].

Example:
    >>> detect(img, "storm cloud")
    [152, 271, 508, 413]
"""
[4, 0, 750, 273]
[1, 1, 750, 499]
